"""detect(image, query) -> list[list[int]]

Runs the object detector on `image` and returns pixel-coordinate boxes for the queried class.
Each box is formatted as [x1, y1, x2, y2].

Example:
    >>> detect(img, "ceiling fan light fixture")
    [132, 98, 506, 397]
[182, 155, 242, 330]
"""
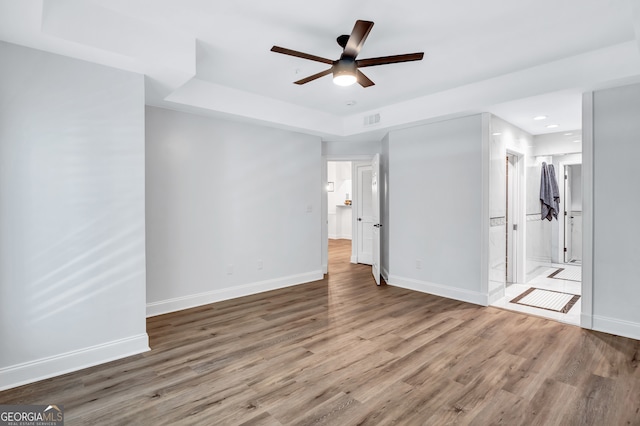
[333, 60, 357, 86]
[333, 74, 357, 86]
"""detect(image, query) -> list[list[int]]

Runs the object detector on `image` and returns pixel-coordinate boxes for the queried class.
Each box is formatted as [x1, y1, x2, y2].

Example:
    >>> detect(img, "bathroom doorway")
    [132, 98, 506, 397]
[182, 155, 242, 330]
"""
[490, 128, 583, 326]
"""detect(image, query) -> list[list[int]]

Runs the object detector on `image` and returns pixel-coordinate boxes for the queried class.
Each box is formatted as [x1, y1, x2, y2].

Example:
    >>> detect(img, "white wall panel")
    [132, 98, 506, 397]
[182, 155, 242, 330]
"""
[145, 107, 322, 315]
[0, 42, 147, 389]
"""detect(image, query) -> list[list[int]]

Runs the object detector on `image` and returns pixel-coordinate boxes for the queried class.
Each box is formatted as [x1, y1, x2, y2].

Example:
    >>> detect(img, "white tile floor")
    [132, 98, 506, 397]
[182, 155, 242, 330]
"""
[491, 264, 582, 325]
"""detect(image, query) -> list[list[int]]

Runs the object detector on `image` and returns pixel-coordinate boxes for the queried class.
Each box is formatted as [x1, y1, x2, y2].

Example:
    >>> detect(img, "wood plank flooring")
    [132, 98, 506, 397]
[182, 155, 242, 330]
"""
[2, 239, 640, 425]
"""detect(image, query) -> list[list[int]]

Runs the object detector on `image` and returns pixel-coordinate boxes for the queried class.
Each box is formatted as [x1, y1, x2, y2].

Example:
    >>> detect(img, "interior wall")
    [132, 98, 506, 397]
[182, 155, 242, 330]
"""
[322, 140, 382, 157]
[387, 115, 486, 304]
[531, 131, 582, 157]
[145, 107, 322, 316]
[0, 42, 148, 390]
[591, 82, 640, 340]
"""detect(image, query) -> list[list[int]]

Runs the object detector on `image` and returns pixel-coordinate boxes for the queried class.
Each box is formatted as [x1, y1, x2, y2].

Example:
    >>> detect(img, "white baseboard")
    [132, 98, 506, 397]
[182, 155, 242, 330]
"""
[592, 315, 640, 341]
[487, 283, 505, 305]
[146, 271, 324, 317]
[387, 275, 487, 306]
[381, 267, 389, 282]
[581, 313, 594, 329]
[0, 333, 149, 391]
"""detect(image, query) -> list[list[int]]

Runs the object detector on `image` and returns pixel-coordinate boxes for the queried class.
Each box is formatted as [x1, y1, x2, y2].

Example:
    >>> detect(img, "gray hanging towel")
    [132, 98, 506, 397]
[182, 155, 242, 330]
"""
[540, 162, 560, 221]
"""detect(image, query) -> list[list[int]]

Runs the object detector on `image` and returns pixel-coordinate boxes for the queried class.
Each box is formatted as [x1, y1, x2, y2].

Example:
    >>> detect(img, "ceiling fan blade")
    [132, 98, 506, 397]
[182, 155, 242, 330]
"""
[356, 70, 375, 87]
[342, 20, 374, 59]
[271, 46, 334, 65]
[356, 52, 424, 68]
[294, 68, 333, 85]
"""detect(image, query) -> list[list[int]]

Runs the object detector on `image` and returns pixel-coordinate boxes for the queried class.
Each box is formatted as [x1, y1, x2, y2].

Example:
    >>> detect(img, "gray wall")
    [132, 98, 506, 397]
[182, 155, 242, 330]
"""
[322, 140, 382, 157]
[387, 115, 485, 304]
[0, 42, 148, 390]
[145, 107, 322, 315]
[591, 82, 640, 339]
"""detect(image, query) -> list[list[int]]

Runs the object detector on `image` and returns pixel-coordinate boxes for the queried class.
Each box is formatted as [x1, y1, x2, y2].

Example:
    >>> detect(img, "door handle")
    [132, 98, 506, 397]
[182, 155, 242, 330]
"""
[373, 223, 382, 228]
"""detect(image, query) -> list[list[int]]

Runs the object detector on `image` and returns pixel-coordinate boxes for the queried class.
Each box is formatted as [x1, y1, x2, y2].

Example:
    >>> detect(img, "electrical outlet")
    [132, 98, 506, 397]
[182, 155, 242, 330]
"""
[226, 264, 233, 275]
[257, 259, 263, 270]
[416, 260, 422, 269]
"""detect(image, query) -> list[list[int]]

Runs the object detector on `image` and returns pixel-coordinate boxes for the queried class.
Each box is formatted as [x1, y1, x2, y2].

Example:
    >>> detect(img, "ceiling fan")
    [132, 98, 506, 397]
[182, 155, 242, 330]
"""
[270, 20, 424, 87]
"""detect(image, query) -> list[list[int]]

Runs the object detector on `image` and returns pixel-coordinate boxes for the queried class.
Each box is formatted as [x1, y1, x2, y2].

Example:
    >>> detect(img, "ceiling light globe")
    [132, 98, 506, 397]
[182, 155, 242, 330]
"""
[333, 74, 357, 86]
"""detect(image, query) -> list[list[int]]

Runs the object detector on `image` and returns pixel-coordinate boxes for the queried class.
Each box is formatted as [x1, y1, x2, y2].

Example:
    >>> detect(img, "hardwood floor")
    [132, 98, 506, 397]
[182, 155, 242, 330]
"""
[2, 238, 640, 425]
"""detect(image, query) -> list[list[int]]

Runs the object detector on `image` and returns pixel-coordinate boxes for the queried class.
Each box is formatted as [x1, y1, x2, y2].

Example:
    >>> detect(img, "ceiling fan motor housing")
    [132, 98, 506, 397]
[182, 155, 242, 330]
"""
[332, 58, 357, 86]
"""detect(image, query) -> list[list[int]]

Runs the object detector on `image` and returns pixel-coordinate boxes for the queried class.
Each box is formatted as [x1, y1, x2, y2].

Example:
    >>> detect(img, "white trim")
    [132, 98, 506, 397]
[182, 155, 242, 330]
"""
[328, 234, 352, 240]
[480, 113, 491, 305]
[505, 148, 526, 285]
[487, 285, 504, 305]
[581, 92, 594, 329]
[592, 315, 640, 341]
[325, 154, 374, 162]
[556, 157, 582, 264]
[321, 156, 329, 276]
[146, 271, 323, 317]
[381, 266, 389, 282]
[0, 334, 149, 391]
[387, 275, 487, 306]
[353, 161, 373, 265]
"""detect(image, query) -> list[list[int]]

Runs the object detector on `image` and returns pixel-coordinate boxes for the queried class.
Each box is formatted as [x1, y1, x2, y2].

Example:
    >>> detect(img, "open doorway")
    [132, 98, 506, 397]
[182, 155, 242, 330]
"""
[327, 161, 353, 246]
[492, 131, 583, 326]
[324, 158, 378, 280]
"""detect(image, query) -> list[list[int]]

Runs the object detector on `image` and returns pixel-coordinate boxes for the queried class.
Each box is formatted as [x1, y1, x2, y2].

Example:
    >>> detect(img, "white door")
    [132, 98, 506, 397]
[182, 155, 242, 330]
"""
[564, 166, 573, 263]
[356, 164, 373, 264]
[371, 154, 381, 285]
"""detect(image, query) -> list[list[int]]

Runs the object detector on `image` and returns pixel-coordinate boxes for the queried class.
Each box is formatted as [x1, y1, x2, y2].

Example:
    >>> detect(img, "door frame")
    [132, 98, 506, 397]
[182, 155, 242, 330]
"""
[322, 154, 376, 274]
[506, 149, 526, 285]
[353, 161, 373, 265]
[556, 158, 582, 265]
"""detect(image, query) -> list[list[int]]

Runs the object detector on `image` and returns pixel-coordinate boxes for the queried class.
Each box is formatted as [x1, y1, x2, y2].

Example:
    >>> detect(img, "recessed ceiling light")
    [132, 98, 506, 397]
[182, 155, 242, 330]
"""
[346, 100, 357, 106]
[492, 132, 502, 136]
[573, 140, 581, 143]
[546, 124, 559, 129]
[564, 133, 573, 136]
[533, 115, 548, 121]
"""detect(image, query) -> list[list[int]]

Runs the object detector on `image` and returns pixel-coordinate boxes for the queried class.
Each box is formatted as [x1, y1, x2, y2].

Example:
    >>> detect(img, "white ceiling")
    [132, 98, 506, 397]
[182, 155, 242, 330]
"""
[1, 0, 640, 139]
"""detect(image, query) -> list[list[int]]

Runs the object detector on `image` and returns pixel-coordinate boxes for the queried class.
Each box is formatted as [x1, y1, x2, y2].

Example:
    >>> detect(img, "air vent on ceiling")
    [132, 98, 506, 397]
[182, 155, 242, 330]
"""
[363, 113, 381, 126]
